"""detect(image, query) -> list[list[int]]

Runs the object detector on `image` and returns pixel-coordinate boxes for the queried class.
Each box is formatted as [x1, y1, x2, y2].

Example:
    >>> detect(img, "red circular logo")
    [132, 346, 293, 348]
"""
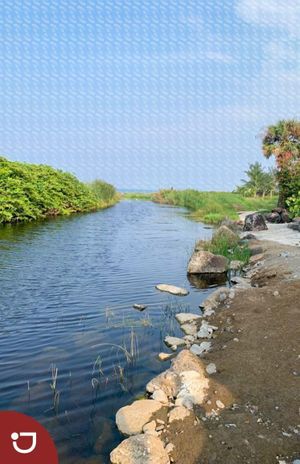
[0, 411, 58, 464]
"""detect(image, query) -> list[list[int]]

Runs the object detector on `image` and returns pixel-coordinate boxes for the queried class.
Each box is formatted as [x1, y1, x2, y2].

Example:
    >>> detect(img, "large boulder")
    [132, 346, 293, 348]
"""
[116, 400, 164, 435]
[110, 434, 170, 464]
[243, 213, 268, 231]
[187, 250, 229, 274]
[288, 218, 300, 231]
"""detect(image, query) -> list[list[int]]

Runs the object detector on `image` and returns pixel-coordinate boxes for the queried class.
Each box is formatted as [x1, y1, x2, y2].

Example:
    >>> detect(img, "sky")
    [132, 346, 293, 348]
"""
[0, 0, 299, 191]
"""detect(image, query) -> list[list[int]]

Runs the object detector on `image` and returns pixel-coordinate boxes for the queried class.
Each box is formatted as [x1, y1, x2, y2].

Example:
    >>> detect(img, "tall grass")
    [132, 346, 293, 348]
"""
[154, 189, 277, 224]
[88, 179, 119, 207]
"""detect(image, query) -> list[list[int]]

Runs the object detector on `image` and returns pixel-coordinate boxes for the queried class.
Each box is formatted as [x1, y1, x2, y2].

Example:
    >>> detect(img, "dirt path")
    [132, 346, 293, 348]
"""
[168, 240, 300, 464]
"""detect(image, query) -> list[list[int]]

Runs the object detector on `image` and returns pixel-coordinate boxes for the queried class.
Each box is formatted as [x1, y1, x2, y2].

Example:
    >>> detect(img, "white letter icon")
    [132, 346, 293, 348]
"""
[11, 432, 37, 454]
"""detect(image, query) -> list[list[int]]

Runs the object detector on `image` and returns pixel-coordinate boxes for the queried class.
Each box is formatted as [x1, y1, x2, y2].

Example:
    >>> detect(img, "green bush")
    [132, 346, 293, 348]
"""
[0, 157, 118, 225]
[286, 193, 300, 217]
[89, 179, 118, 204]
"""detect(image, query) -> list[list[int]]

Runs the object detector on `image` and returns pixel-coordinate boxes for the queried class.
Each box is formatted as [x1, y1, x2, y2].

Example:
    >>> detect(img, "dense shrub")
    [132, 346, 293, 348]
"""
[89, 179, 117, 204]
[0, 157, 117, 224]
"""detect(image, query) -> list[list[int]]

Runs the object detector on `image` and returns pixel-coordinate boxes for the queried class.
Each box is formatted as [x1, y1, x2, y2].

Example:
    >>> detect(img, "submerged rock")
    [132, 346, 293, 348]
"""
[110, 434, 170, 464]
[116, 399, 164, 435]
[133, 304, 147, 311]
[155, 284, 189, 296]
[187, 250, 229, 274]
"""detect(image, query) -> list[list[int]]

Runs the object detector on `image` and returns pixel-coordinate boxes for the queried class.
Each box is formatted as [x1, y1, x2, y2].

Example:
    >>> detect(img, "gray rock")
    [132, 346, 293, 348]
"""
[243, 213, 268, 231]
[180, 323, 198, 336]
[190, 342, 211, 355]
[206, 363, 217, 374]
[187, 250, 229, 274]
[133, 304, 147, 311]
[197, 321, 218, 339]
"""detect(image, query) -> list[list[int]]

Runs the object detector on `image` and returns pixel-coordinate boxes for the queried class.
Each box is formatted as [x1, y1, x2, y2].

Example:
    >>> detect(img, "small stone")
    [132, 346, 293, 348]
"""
[164, 336, 186, 348]
[206, 363, 217, 375]
[273, 291, 280, 297]
[216, 400, 225, 409]
[133, 304, 147, 311]
[165, 443, 175, 454]
[175, 313, 202, 324]
[156, 425, 164, 432]
[233, 338, 239, 342]
[143, 421, 157, 434]
[156, 284, 189, 296]
[190, 342, 212, 356]
[158, 353, 173, 362]
[168, 406, 190, 423]
[152, 389, 168, 405]
[116, 399, 164, 435]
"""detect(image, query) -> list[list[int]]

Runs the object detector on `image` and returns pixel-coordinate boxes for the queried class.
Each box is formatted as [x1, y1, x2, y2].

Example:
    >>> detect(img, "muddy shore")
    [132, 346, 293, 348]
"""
[110, 238, 300, 464]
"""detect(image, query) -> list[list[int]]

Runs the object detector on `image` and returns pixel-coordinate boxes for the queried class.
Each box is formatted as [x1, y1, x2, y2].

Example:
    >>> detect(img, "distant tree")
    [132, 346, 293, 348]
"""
[262, 119, 300, 207]
[235, 162, 277, 197]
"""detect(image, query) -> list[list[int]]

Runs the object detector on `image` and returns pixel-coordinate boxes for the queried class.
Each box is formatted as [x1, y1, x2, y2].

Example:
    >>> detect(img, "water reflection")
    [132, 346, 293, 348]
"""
[188, 272, 228, 289]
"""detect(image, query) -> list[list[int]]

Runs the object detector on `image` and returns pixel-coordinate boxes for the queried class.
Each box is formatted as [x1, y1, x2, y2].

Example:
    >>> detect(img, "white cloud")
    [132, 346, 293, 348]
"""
[236, 0, 300, 37]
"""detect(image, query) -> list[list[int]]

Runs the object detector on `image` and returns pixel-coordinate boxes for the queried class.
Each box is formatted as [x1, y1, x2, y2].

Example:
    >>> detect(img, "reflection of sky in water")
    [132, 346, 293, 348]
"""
[0, 201, 215, 462]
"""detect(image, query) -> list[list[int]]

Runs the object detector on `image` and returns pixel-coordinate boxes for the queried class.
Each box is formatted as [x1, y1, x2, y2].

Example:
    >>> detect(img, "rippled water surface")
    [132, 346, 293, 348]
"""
[0, 200, 215, 463]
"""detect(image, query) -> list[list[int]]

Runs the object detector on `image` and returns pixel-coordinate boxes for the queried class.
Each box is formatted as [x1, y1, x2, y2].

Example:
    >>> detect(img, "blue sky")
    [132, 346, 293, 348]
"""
[0, 0, 299, 191]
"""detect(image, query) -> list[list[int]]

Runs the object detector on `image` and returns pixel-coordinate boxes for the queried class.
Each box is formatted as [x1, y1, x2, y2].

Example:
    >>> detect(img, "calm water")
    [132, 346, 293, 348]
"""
[0, 200, 216, 463]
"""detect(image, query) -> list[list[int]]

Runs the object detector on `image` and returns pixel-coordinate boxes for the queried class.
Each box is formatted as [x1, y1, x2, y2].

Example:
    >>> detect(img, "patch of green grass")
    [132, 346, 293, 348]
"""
[204, 235, 250, 264]
[122, 192, 154, 200]
[154, 189, 277, 224]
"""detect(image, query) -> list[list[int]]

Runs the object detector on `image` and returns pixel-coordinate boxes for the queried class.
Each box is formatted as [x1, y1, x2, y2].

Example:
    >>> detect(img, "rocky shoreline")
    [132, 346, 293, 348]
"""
[109, 223, 300, 464]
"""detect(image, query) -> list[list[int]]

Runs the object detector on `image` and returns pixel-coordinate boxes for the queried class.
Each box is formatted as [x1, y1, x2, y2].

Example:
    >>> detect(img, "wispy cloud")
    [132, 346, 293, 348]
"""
[235, 0, 300, 37]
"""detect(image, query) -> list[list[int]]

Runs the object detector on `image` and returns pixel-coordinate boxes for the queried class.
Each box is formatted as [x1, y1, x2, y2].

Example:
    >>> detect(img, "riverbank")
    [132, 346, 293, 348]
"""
[0, 157, 119, 225]
[153, 190, 278, 224]
[110, 232, 300, 463]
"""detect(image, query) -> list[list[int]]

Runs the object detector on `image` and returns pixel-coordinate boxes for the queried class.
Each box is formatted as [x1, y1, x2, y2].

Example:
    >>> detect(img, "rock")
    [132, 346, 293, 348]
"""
[273, 290, 280, 297]
[249, 253, 265, 264]
[230, 276, 251, 288]
[190, 342, 211, 356]
[288, 219, 300, 231]
[158, 353, 173, 362]
[146, 370, 181, 398]
[133, 304, 147, 311]
[168, 406, 191, 423]
[212, 225, 239, 245]
[177, 370, 209, 406]
[143, 420, 157, 435]
[188, 250, 229, 274]
[152, 389, 168, 405]
[229, 260, 244, 271]
[156, 284, 189, 296]
[175, 313, 202, 325]
[243, 213, 268, 232]
[184, 335, 195, 343]
[206, 363, 217, 375]
[243, 233, 257, 240]
[180, 323, 198, 336]
[116, 400, 164, 435]
[110, 434, 170, 464]
[171, 349, 207, 375]
[164, 336, 186, 348]
[165, 443, 175, 454]
[200, 287, 230, 312]
[216, 399, 225, 409]
[265, 212, 281, 223]
[197, 321, 218, 339]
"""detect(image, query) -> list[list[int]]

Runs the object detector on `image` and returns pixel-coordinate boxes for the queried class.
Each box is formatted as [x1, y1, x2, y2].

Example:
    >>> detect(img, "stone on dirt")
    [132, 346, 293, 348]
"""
[168, 406, 191, 423]
[190, 341, 212, 356]
[197, 321, 218, 339]
[110, 434, 170, 464]
[206, 363, 217, 374]
[243, 213, 268, 232]
[152, 389, 169, 405]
